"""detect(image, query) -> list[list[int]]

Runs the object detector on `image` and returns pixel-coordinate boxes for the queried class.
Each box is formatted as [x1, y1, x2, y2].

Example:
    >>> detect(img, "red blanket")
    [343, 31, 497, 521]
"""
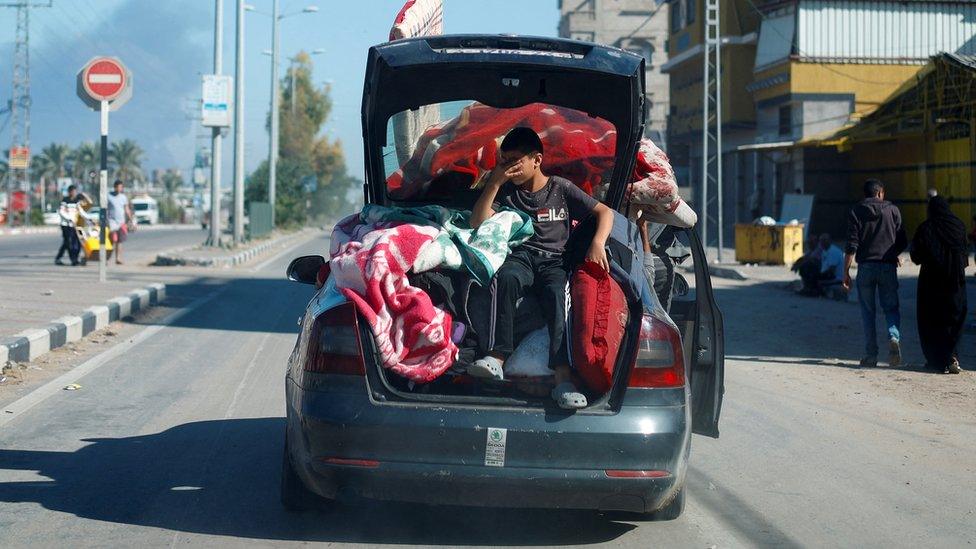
[386, 103, 682, 212]
[330, 219, 456, 383]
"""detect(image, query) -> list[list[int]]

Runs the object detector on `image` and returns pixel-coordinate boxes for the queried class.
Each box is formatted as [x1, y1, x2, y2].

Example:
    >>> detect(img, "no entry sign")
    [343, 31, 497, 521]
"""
[77, 56, 132, 111]
[82, 58, 127, 100]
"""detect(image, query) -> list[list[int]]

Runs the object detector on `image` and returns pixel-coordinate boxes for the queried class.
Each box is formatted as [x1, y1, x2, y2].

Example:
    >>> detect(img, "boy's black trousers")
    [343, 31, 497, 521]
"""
[489, 248, 569, 365]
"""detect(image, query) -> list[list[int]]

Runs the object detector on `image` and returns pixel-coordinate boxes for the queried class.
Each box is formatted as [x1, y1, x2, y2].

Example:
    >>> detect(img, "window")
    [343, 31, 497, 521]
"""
[778, 105, 792, 136]
[670, 0, 683, 31]
[685, 0, 695, 26]
[383, 101, 618, 204]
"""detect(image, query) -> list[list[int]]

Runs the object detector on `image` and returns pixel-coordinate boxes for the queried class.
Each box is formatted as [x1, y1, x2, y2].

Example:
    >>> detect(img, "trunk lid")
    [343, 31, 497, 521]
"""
[361, 34, 646, 208]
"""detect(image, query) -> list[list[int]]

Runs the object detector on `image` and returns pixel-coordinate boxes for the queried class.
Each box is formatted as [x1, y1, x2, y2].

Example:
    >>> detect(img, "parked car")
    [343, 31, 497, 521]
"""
[131, 196, 159, 225]
[282, 35, 724, 519]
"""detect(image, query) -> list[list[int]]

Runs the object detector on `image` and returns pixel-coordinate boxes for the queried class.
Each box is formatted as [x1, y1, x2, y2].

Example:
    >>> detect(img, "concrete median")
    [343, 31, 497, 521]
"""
[1, 283, 165, 365]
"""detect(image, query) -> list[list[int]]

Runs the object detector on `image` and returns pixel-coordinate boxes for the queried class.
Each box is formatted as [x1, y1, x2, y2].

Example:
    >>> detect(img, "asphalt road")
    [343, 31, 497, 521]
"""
[0, 225, 207, 267]
[0, 234, 973, 547]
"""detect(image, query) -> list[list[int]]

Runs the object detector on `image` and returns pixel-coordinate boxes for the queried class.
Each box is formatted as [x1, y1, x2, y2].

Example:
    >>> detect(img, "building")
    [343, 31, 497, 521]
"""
[809, 52, 976, 236]
[662, 0, 976, 243]
[558, 0, 671, 147]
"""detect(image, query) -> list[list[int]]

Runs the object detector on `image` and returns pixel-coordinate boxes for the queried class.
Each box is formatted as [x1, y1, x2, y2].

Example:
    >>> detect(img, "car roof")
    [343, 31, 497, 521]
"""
[361, 34, 646, 208]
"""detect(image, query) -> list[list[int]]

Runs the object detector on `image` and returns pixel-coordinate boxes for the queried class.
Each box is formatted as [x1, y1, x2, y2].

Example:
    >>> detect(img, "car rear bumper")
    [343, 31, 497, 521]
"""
[286, 376, 690, 513]
[302, 458, 677, 513]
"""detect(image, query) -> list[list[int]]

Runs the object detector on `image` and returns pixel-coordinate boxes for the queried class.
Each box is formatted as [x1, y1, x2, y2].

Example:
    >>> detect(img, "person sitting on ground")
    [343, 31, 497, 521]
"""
[792, 235, 823, 294]
[798, 234, 845, 297]
[467, 127, 615, 410]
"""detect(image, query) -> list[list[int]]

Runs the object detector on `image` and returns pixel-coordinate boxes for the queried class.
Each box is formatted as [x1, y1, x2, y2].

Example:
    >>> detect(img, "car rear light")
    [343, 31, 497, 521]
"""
[320, 457, 380, 468]
[627, 313, 685, 388]
[604, 469, 670, 478]
[305, 302, 366, 376]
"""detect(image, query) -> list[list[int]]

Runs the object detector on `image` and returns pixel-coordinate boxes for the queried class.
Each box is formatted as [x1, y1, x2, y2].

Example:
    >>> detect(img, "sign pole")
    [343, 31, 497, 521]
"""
[99, 100, 109, 283]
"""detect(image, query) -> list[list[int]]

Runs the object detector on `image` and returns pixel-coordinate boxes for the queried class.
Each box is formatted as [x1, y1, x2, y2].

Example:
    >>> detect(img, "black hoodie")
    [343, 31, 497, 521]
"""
[846, 197, 908, 264]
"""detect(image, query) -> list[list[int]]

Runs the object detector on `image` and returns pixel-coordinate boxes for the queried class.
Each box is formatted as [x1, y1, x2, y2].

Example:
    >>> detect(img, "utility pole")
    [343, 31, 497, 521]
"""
[268, 0, 279, 228]
[701, 0, 723, 262]
[2, 1, 51, 227]
[232, 0, 245, 245]
[208, 0, 224, 246]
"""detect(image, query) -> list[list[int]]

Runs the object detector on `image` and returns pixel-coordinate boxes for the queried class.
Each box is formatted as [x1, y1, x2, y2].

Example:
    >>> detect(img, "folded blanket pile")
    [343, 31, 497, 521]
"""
[330, 205, 533, 383]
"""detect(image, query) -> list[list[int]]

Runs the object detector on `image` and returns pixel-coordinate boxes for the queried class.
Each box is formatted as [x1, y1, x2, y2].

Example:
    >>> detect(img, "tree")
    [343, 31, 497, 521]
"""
[248, 51, 359, 228]
[109, 139, 144, 184]
[36, 143, 72, 180]
[72, 142, 100, 183]
[158, 170, 185, 223]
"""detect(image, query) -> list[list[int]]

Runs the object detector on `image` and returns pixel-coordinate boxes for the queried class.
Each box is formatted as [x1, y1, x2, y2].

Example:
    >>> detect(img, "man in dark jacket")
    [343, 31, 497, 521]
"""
[843, 179, 908, 367]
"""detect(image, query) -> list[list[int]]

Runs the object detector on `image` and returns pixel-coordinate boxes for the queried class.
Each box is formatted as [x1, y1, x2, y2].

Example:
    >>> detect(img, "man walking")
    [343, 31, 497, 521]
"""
[106, 179, 132, 265]
[843, 179, 908, 367]
[55, 185, 83, 266]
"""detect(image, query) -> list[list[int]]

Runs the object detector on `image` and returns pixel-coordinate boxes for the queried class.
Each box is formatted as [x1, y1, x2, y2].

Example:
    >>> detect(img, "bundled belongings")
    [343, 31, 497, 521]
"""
[385, 102, 694, 228]
[329, 204, 533, 383]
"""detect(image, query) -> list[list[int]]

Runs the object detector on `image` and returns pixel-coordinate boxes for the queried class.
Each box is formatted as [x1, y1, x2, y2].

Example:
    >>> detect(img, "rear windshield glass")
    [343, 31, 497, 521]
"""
[382, 101, 617, 206]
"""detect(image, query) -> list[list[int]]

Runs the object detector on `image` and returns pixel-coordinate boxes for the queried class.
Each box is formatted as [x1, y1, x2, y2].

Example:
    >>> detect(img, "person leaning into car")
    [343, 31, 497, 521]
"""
[467, 127, 615, 410]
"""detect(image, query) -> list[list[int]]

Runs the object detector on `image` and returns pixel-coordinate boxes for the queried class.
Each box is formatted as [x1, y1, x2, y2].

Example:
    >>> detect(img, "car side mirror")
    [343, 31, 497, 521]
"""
[286, 255, 326, 285]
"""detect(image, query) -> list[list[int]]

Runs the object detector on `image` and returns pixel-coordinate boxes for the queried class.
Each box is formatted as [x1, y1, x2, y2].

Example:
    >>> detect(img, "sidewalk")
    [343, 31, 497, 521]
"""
[0, 228, 327, 365]
[0, 223, 198, 237]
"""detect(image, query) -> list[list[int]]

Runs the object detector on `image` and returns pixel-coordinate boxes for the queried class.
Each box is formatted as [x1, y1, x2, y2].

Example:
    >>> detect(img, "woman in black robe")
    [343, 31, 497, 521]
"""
[910, 196, 969, 373]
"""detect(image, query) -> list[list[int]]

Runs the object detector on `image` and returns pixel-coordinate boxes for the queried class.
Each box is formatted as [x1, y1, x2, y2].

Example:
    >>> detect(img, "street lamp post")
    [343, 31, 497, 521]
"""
[251, 4, 318, 229]
[232, 0, 245, 245]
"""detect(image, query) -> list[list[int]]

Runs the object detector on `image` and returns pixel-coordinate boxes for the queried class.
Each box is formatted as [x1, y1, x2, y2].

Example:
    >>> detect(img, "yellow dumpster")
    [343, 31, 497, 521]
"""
[735, 224, 804, 265]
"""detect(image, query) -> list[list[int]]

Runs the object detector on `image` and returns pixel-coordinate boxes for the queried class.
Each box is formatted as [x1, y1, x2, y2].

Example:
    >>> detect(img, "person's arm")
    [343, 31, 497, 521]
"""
[586, 202, 614, 271]
[58, 202, 72, 224]
[470, 161, 520, 229]
[843, 209, 860, 290]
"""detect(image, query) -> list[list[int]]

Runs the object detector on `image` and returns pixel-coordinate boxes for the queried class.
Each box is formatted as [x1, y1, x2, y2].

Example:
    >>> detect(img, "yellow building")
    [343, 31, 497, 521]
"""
[663, 0, 976, 241]
[806, 53, 976, 236]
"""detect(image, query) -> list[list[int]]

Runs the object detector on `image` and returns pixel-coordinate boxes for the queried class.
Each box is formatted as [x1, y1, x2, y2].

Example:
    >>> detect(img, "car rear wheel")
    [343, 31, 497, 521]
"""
[280, 439, 317, 511]
[646, 487, 685, 521]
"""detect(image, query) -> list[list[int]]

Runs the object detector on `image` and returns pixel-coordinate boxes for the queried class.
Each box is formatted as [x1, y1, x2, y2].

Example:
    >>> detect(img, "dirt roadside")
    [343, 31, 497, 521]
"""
[716, 271, 976, 425]
[0, 303, 180, 410]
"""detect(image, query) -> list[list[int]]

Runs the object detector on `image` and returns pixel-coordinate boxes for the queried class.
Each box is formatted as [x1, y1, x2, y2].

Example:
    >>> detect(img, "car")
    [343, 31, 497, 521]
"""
[282, 35, 724, 519]
[131, 196, 159, 225]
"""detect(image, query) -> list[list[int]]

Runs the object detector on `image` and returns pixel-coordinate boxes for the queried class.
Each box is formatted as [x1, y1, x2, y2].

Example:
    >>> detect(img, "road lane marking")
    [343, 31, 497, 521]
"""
[0, 286, 228, 428]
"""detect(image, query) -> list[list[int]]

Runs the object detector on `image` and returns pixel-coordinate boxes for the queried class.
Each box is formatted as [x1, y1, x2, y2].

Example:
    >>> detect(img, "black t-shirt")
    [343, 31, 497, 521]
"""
[492, 176, 598, 254]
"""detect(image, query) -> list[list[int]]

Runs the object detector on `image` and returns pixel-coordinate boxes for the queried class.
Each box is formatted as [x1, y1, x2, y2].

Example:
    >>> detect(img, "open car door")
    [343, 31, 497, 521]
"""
[657, 227, 725, 438]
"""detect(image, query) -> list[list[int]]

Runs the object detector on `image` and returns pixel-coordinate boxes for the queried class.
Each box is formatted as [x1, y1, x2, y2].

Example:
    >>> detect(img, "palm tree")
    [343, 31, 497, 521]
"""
[72, 142, 100, 183]
[159, 170, 185, 223]
[109, 139, 144, 184]
[37, 143, 72, 180]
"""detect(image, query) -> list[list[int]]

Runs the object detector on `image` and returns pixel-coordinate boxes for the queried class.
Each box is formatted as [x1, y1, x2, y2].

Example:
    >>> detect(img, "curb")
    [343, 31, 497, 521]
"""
[0, 226, 59, 237]
[153, 230, 311, 268]
[0, 283, 166, 365]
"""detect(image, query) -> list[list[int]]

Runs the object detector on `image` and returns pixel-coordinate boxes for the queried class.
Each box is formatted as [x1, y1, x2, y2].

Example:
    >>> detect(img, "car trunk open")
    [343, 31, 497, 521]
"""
[355, 35, 652, 409]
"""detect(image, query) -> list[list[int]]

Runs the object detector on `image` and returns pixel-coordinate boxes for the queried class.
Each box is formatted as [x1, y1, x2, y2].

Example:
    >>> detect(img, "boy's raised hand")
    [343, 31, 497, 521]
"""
[488, 159, 523, 187]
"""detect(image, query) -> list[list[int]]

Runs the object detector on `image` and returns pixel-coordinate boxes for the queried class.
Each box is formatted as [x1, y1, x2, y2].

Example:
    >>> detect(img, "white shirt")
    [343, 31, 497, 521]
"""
[820, 244, 845, 283]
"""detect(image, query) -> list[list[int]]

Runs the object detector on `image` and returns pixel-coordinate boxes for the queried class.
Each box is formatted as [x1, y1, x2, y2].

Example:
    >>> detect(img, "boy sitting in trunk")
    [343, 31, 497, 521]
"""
[468, 127, 615, 409]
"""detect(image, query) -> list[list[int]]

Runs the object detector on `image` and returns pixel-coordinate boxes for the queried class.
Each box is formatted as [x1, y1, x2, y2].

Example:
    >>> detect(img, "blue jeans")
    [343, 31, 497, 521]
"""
[855, 262, 901, 357]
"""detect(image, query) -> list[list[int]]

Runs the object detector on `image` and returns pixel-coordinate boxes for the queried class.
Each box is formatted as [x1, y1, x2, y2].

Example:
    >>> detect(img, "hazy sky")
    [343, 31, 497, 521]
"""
[0, 0, 559, 185]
